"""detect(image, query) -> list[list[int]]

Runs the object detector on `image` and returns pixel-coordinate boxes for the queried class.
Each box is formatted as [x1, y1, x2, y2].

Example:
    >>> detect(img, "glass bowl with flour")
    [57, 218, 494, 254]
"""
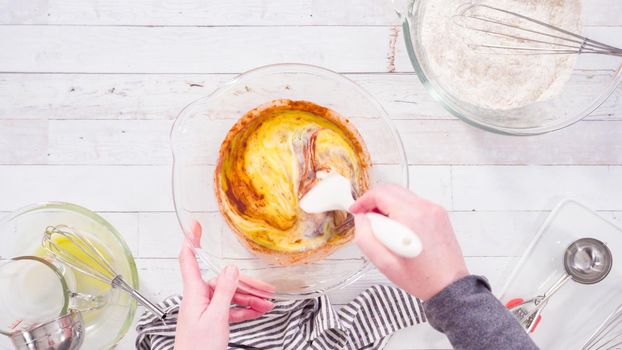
[397, 0, 622, 134]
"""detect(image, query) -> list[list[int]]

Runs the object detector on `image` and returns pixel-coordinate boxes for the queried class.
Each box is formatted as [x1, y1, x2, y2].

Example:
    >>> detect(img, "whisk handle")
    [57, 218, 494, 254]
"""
[112, 275, 167, 320]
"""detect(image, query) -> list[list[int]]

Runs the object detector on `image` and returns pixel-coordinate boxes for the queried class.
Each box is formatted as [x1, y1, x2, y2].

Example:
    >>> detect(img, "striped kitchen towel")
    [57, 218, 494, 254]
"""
[136, 285, 426, 350]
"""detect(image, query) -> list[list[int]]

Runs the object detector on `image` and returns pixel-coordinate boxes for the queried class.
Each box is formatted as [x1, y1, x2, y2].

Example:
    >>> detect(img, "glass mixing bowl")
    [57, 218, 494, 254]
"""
[171, 63, 408, 299]
[0, 202, 138, 350]
[396, 0, 622, 135]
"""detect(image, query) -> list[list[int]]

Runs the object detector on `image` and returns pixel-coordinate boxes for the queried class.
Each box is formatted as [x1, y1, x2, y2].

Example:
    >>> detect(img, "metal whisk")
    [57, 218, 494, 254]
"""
[453, 4, 622, 56]
[582, 305, 622, 350]
[42, 225, 166, 319]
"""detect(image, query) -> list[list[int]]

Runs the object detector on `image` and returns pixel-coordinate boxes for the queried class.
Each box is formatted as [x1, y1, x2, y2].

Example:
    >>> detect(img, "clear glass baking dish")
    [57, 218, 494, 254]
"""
[171, 63, 408, 299]
[499, 199, 622, 349]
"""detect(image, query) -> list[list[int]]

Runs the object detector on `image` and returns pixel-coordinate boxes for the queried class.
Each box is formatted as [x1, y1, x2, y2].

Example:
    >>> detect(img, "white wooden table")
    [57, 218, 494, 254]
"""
[1, 1, 621, 349]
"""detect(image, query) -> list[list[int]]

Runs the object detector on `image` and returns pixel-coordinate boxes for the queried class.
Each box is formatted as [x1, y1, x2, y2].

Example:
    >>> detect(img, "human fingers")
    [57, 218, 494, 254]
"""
[231, 294, 274, 313]
[178, 219, 204, 293]
[239, 275, 277, 297]
[208, 275, 276, 299]
[229, 308, 268, 323]
[349, 184, 417, 216]
[206, 279, 274, 312]
[205, 265, 240, 320]
[353, 214, 403, 272]
[179, 237, 206, 303]
[189, 220, 202, 247]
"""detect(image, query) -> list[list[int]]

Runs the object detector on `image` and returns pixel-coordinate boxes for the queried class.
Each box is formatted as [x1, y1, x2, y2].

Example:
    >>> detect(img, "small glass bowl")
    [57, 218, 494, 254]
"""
[397, 0, 622, 135]
[0, 202, 138, 350]
[171, 63, 408, 299]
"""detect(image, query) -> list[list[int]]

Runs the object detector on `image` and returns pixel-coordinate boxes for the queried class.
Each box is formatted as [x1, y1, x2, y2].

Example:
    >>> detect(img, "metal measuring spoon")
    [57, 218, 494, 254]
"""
[510, 238, 613, 332]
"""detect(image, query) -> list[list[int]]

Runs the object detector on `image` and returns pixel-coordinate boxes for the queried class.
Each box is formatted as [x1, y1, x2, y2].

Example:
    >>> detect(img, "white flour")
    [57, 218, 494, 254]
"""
[420, 0, 582, 110]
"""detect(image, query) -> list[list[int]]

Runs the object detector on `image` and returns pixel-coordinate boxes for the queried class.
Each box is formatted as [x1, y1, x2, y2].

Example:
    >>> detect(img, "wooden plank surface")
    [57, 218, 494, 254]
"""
[0, 119, 48, 163]
[0, 165, 174, 211]
[0, 0, 399, 26]
[0, 165, 449, 212]
[452, 166, 622, 211]
[0, 118, 621, 165]
[2, 73, 619, 121]
[0, 0, 619, 26]
[2, 164, 622, 213]
[0, 25, 411, 73]
[1, 25, 619, 74]
[1, 0, 621, 349]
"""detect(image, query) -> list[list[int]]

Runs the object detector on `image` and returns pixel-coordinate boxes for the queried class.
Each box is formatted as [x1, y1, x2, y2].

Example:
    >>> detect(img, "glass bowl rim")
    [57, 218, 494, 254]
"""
[0, 201, 139, 349]
[399, 0, 622, 135]
[170, 63, 409, 299]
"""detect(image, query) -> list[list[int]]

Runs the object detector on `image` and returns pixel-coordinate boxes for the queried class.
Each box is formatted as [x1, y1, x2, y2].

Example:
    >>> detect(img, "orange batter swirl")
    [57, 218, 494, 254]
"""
[215, 100, 370, 265]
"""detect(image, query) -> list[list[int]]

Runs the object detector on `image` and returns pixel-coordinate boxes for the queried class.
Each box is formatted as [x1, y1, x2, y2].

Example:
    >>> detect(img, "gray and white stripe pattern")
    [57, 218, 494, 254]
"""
[136, 285, 425, 350]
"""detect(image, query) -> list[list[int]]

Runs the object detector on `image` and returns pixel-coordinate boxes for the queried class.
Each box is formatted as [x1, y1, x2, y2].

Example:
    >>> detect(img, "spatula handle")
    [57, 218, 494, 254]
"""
[366, 213, 423, 258]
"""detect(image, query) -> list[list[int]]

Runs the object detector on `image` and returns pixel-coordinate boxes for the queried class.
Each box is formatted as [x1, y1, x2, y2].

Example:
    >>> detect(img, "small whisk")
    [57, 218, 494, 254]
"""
[453, 4, 622, 57]
[582, 305, 622, 350]
[42, 225, 166, 320]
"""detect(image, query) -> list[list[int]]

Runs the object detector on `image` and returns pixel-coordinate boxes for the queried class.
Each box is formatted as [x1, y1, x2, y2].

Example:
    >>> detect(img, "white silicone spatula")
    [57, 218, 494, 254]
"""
[299, 173, 422, 258]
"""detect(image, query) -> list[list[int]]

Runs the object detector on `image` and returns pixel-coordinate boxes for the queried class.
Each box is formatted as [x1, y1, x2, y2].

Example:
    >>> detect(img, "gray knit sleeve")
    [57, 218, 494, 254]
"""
[423, 275, 539, 350]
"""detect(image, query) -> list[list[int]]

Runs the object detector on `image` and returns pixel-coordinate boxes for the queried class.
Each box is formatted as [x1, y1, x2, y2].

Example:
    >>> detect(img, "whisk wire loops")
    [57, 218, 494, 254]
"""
[454, 4, 622, 57]
[42, 225, 166, 320]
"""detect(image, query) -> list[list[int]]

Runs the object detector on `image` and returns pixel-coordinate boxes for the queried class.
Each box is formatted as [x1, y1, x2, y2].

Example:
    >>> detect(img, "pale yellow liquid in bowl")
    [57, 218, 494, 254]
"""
[35, 234, 112, 323]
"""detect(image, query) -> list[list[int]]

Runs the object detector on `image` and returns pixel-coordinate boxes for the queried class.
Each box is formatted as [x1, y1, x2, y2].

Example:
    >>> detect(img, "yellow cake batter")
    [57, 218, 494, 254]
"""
[215, 100, 370, 265]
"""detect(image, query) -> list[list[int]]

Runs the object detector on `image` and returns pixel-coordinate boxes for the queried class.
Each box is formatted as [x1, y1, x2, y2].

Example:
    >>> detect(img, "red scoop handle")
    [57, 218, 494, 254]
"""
[505, 298, 541, 333]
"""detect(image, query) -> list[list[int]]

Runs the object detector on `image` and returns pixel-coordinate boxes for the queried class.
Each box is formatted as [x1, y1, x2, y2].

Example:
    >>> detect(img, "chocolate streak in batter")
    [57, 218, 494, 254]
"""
[294, 129, 353, 237]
